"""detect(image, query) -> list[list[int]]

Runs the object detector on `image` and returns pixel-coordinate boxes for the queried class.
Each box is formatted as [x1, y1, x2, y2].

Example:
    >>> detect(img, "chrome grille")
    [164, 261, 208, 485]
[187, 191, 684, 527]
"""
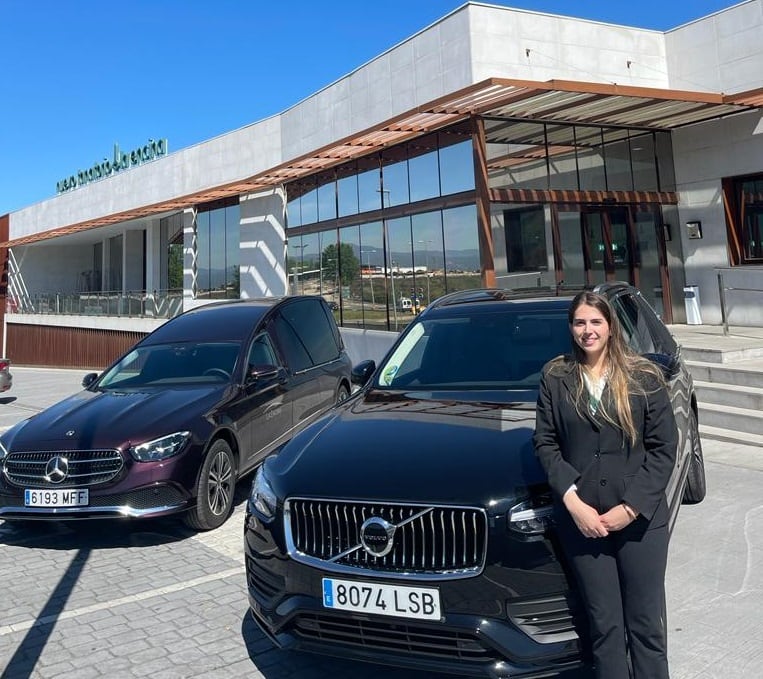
[286, 499, 486, 578]
[3, 450, 123, 488]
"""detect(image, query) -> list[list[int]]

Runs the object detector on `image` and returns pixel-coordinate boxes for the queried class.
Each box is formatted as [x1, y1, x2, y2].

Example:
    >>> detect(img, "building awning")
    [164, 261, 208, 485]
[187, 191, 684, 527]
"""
[7, 77, 763, 247]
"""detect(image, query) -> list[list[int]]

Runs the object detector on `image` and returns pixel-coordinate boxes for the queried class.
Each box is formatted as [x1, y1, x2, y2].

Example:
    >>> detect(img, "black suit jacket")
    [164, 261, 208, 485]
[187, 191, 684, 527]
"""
[533, 358, 678, 524]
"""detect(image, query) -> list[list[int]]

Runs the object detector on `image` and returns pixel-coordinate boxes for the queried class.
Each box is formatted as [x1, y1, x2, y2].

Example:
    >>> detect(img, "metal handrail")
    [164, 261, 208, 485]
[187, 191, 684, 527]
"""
[7, 289, 184, 320]
[716, 269, 763, 335]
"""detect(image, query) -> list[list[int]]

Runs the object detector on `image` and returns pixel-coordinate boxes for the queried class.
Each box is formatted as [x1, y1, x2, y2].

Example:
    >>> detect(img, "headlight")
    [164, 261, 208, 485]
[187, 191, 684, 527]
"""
[0, 439, 8, 462]
[129, 431, 191, 462]
[509, 494, 554, 535]
[249, 466, 277, 519]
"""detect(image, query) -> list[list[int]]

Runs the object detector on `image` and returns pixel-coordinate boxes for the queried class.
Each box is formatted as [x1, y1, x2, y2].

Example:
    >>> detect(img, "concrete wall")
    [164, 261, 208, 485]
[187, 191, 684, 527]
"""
[468, 4, 667, 87]
[672, 109, 763, 324]
[666, 0, 763, 93]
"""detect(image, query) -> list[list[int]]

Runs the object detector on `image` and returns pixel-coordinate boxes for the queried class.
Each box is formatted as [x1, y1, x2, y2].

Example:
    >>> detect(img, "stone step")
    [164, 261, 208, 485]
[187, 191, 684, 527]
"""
[699, 424, 763, 448]
[694, 380, 763, 411]
[697, 402, 763, 437]
[685, 360, 763, 389]
[681, 345, 763, 364]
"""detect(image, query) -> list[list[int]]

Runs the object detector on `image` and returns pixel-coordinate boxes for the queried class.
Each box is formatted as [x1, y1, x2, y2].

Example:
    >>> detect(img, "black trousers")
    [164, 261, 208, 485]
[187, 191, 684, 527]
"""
[557, 514, 670, 679]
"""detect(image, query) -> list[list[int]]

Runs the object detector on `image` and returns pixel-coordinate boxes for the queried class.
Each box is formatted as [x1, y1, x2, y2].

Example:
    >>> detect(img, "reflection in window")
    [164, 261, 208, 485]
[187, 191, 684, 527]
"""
[443, 204, 480, 293]
[602, 128, 632, 191]
[504, 206, 547, 274]
[317, 171, 337, 222]
[408, 133, 440, 202]
[439, 138, 475, 195]
[337, 165, 359, 217]
[485, 120, 668, 193]
[381, 147, 409, 206]
[195, 201, 240, 299]
[575, 126, 606, 191]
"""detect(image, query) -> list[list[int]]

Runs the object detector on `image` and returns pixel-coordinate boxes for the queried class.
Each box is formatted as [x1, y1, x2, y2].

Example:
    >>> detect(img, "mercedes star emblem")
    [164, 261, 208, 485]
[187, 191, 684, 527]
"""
[45, 456, 70, 484]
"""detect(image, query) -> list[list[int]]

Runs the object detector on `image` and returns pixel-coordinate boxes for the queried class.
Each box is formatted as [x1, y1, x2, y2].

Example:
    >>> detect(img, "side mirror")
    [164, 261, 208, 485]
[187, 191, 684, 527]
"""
[643, 353, 680, 380]
[82, 372, 99, 388]
[247, 364, 282, 383]
[351, 360, 376, 387]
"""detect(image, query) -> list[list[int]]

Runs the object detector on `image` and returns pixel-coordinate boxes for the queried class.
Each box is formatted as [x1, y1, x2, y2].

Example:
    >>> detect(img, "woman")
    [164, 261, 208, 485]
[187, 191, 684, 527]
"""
[534, 291, 678, 679]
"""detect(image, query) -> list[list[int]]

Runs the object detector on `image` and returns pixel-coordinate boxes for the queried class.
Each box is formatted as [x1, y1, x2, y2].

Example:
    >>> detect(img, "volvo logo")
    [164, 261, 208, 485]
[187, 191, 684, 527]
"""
[360, 516, 397, 557]
[45, 456, 69, 484]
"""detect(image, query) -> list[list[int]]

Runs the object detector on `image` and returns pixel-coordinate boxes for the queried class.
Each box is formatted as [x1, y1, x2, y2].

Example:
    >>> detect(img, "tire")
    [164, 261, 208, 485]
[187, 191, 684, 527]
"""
[682, 410, 707, 504]
[184, 439, 236, 531]
[336, 382, 351, 404]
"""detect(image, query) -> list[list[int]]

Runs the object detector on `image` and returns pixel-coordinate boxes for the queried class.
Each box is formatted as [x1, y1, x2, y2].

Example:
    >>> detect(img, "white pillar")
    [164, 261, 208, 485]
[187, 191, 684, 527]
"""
[239, 187, 288, 297]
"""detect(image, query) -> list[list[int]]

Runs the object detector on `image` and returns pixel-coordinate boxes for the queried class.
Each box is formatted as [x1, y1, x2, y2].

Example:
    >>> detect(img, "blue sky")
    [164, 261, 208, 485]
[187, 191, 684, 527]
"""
[0, 0, 743, 214]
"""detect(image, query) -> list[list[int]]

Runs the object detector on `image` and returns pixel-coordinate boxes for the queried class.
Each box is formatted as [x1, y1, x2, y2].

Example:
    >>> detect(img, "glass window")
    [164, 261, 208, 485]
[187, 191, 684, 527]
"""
[485, 120, 548, 190]
[247, 332, 279, 368]
[319, 234, 352, 311]
[195, 211, 210, 296]
[411, 211, 444, 308]
[546, 124, 579, 190]
[504, 206, 547, 274]
[630, 132, 658, 191]
[439, 138, 475, 195]
[655, 131, 675, 192]
[603, 128, 632, 191]
[443, 204, 479, 293]
[108, 234, 123, 291]
[359, 222, 386, 329]
[381, 147, 409, 206]
[408, 134, 440, 202]
[225, 205, 240, 298]
[209, 208, 226, 297]
[317, 171, 337, 222]
[575, 126, 606, 190]
[337, 164, 359, 217]
[357, 155, 381, 213]
[557, 210, 586, 288]
[277, 299, 340, 367]
[386, 215, 414, 331]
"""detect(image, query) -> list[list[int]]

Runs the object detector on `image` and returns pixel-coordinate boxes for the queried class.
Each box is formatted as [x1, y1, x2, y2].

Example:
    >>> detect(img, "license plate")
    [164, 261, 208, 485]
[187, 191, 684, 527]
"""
[24, 488, 89, 508]
[322, 577, 441, 620]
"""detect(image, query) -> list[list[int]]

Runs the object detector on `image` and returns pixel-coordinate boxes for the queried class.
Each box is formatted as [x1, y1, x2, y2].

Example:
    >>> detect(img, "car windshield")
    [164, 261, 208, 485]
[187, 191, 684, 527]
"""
[97, 341, 241, 389]
[377, 308, 571, 391]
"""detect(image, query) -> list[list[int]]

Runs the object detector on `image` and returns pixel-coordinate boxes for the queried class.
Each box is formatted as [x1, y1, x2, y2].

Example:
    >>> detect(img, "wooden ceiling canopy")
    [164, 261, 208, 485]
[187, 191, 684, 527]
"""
[7, 77, 763, 247]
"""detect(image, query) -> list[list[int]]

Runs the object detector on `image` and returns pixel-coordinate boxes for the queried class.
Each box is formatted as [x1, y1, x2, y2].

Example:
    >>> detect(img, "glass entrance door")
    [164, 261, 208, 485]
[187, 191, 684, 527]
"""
[557, 205, 632, 286]
[583, 207, 630, 282]
[554, 204, 669, 319]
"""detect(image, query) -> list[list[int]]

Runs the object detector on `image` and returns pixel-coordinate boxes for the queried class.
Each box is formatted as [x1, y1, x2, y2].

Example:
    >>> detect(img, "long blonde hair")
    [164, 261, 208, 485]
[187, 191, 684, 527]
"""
[559, 291, 665, 444]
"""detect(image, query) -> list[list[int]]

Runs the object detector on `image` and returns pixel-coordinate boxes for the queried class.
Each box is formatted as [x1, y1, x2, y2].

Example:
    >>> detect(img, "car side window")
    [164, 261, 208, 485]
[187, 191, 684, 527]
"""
[275, 299, 341, 370]
[611, 293, 656, 354]
[247, 333, 279, 369]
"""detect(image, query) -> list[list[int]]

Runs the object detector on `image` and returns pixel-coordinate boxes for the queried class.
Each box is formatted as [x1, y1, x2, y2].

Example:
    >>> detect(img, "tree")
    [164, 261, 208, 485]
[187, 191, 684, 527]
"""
[321, 242, 359, 287]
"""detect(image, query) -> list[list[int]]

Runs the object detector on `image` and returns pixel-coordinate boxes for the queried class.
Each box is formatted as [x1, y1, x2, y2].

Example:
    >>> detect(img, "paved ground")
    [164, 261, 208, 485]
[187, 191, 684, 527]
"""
[1, 366, 761, 678]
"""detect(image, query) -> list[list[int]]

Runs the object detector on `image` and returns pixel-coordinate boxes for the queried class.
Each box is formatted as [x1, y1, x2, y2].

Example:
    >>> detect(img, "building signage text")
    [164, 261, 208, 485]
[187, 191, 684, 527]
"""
[56, 138, 169, 194]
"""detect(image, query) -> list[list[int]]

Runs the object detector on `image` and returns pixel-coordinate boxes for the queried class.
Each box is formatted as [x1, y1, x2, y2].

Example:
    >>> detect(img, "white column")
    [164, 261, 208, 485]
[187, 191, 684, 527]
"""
[239, 187, 288, 297]
[183, 207, 198, 301]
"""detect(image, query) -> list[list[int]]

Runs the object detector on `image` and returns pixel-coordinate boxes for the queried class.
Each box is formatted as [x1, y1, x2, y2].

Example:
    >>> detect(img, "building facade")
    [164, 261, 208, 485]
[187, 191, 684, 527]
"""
[3, 1, 763, 367]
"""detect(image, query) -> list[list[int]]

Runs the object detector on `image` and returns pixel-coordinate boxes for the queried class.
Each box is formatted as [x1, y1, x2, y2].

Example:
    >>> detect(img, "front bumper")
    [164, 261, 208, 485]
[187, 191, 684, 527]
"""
[0, 482, 190, 520]
[244, 511, 589, 678]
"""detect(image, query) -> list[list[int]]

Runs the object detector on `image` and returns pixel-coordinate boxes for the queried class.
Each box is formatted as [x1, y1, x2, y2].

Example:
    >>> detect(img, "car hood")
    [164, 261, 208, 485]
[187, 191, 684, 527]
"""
[269, 390, 546, 507]
[4, 385, 226, 450]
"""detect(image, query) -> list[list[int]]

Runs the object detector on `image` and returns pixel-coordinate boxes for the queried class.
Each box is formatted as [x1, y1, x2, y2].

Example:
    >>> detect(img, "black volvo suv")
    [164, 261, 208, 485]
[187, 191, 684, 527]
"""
[244, 283, 706, 676]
